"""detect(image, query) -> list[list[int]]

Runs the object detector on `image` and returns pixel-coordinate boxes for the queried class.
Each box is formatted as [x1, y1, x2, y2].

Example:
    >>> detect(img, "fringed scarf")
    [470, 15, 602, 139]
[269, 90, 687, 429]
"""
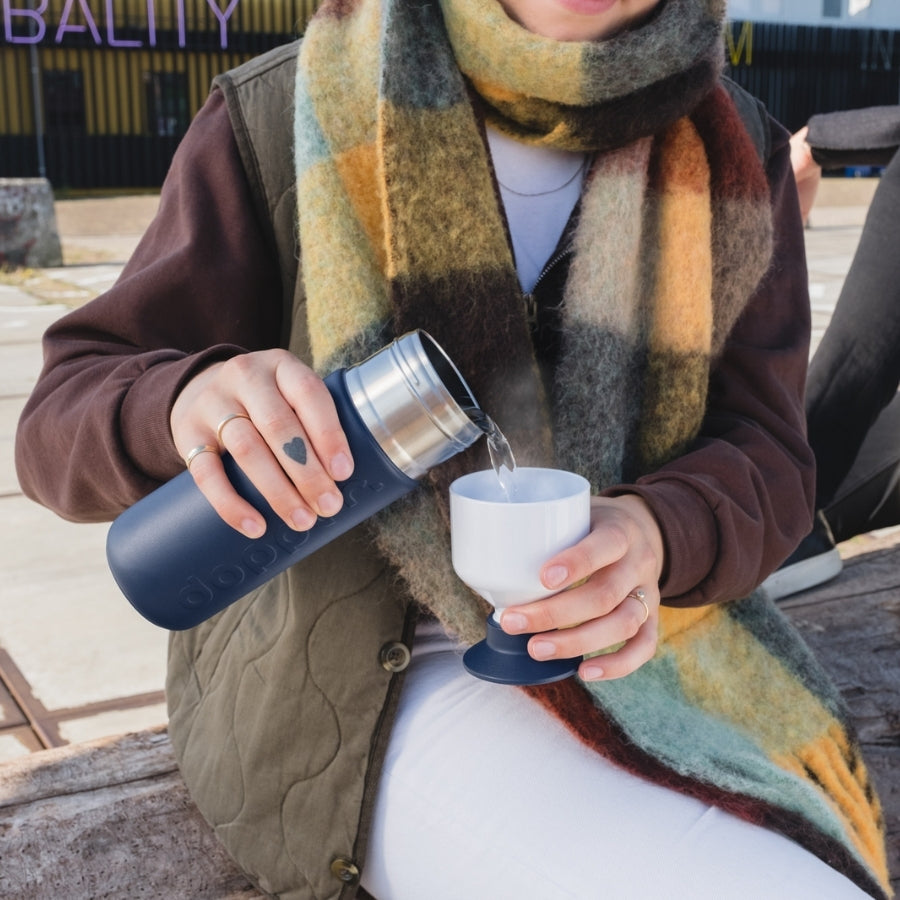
[294, 0, 892, 894]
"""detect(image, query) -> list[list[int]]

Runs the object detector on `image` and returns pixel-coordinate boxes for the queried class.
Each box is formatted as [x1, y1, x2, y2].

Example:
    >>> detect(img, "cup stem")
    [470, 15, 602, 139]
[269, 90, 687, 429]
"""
[462, 616, 581, 685]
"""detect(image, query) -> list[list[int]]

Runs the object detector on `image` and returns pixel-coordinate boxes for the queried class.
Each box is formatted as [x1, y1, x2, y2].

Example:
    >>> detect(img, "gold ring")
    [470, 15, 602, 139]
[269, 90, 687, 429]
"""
[216, 413, 251, 445]
[185, 444, 218, 469]
[627, 589, 650, 625]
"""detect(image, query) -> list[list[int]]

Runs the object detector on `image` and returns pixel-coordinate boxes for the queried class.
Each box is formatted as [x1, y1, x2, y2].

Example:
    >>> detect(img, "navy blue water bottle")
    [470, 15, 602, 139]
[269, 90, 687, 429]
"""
[106, 331, 483, 630]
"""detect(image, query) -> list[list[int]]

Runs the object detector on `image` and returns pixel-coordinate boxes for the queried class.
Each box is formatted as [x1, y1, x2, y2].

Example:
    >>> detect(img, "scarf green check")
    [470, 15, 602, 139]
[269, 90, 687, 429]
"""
[293, 0, 891, 893]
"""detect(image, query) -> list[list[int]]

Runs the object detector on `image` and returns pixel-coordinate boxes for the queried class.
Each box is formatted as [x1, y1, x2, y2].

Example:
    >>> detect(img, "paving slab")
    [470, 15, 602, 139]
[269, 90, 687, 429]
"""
[0, 397, 26, 497]
[0, 302, 69, 407]
[0, 303, 68, 343]
[0, 494, 168, 711]
[0, 728, 42, 762]
[0, 283, 42, 307]
[0, 342, 50, 401]
[37, 264, 125, 301]
[53, 195, 160, 239]
[56, 702, 169, 746]
[0, 680, 26, 728]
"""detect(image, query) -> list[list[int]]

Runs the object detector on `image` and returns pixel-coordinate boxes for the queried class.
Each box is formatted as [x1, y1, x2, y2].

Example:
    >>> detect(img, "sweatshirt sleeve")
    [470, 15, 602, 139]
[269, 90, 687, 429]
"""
[15, 89, 283, 522]
[806, 105, 900, 169]
[604, 116, 816, 606]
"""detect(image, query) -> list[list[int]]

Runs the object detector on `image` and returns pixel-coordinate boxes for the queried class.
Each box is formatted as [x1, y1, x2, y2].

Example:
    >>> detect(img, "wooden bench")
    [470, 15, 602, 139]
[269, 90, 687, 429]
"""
[1, 533, 898, 898]
[0, 726, 264, 898]
[781, 529, 900, 895]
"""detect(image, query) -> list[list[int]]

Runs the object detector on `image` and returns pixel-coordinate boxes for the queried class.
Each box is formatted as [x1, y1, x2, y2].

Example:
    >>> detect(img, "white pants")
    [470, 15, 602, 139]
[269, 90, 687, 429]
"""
[362, 623, 873, 900]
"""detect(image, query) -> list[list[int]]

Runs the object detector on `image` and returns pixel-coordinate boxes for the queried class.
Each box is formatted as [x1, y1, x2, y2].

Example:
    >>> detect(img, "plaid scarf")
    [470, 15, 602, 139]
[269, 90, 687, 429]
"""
[294, 0, 891, 894]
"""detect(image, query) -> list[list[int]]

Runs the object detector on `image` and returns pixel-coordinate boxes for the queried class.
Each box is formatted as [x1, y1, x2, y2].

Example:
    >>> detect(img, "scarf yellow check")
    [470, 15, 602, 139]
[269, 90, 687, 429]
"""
[293, 0, 891, 893]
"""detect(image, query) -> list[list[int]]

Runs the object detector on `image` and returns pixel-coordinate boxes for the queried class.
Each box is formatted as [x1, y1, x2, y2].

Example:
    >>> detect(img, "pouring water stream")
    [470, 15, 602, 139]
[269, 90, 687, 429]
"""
[464, 407, 518, 499]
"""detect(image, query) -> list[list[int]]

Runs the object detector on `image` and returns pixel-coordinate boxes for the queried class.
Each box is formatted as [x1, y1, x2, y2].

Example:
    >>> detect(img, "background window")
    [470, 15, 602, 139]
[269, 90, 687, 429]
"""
[42, 71, 86, 135]
[144, 72, 189, 137]
[823, 0, 842, 16]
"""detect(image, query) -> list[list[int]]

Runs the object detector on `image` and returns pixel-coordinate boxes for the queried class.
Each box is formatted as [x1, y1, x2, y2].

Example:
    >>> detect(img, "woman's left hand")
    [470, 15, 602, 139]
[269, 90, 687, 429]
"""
[499, 494, 665, 681]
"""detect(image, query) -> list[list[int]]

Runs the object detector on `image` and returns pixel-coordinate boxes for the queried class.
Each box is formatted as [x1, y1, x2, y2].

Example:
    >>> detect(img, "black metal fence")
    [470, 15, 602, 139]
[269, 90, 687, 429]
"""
[725, 20, 900, 135]
[2, 11, 899, 190]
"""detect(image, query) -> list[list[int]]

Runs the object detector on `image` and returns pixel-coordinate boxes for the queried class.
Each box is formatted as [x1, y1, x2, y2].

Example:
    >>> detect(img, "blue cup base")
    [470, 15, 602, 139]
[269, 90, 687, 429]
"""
[462, 616, 581, 685]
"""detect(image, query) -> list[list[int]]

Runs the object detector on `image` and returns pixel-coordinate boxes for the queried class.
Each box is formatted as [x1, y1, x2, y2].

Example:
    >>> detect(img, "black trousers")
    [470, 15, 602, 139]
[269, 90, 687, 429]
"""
[824, 391, 900, 543]
[806, 149, 900, 542]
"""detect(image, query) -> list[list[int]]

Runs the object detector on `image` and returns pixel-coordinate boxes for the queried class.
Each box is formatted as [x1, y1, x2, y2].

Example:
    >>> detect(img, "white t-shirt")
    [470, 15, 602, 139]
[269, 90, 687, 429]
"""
[486, 126, 588, 293]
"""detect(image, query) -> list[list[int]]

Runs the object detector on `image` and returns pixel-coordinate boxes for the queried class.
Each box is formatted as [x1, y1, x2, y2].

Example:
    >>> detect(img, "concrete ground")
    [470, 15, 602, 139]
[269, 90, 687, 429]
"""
[0, 178, 884, 760]
[1, 194, 165, 759]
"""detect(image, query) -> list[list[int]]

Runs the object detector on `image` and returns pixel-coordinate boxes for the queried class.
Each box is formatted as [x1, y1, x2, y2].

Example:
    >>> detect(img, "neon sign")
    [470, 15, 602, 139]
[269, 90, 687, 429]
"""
[2, 0, 241, 49]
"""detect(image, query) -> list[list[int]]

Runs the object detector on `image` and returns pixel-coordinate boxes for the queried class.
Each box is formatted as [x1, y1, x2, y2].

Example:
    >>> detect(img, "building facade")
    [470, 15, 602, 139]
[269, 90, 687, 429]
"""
[1, 0, 316, 189]
[728, 0, 900, 30]
[724, 0, 900, 137]
[1, 0, 899, 189]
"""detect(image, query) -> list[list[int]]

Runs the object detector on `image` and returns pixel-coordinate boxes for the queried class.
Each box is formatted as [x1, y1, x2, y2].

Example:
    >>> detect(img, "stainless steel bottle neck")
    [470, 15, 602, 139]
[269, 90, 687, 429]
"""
[344, 331, 483, 479]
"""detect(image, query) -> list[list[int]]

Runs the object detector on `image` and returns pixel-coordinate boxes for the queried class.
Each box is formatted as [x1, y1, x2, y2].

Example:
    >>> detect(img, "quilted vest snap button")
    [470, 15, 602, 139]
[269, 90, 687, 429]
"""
[379, 641, 411, 673]
[330, 857, 360, 884]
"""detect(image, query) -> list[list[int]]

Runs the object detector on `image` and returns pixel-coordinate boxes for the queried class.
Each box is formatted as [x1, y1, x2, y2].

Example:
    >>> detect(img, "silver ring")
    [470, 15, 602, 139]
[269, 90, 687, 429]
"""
[627, 589, 649, 625]
[185, 444, 218, 469]
[216, 412, 252, 446]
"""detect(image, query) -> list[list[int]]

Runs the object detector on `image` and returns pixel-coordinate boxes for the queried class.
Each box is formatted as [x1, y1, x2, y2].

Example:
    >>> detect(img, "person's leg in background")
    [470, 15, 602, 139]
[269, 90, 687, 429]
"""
[762, 150, 900, 602]
[824, 390, 900, 544]
[806, 149, 900, 511]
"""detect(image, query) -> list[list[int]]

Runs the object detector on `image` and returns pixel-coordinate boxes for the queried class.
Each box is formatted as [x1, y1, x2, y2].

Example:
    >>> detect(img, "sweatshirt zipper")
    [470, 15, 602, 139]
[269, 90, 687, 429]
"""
[523, 246, 571, 328]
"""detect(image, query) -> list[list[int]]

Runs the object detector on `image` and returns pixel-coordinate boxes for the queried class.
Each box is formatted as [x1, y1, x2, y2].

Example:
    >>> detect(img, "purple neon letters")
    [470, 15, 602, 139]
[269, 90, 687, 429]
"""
[3, 0, 240, 49]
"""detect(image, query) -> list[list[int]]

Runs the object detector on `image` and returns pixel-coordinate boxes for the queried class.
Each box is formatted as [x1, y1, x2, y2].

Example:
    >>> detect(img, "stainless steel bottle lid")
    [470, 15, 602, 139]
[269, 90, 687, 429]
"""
[344, 331, 483, 479]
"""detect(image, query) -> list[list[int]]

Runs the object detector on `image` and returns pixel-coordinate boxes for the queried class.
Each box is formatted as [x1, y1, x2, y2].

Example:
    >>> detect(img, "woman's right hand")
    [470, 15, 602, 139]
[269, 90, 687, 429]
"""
[170, 350, 354, 538]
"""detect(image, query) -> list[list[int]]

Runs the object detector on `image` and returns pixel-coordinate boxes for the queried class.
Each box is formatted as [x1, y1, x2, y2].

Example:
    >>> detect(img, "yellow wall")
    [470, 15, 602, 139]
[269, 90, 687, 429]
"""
[0, 48, 32, 133]
[1, 0, 317, 136]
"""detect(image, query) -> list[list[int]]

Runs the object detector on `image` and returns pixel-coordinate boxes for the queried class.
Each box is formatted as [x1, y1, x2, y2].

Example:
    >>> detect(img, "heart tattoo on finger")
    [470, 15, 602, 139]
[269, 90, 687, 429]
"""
[283, 436, 308, 465]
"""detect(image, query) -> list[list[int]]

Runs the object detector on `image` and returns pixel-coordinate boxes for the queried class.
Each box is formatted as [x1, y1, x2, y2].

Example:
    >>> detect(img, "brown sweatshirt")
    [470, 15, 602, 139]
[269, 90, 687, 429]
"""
[14, 86, 815, 607]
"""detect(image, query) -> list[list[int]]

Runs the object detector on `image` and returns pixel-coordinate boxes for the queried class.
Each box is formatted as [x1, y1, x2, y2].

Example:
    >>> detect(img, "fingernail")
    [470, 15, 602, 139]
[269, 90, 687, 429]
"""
[581, 663, 605, 681]
[544, 565, 568, 589]
[330, 452, 353, 481]
[530, 640, 555, 660]
[291, 508, 316, 531]
[241, 518, 266, 539]
[317, 491, 343, 517]
[501, 612, 528, 634]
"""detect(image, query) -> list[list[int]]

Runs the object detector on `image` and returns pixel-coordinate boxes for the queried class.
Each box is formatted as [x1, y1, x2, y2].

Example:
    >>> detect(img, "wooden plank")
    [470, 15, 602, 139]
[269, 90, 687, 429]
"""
[0, 727, 265, 899]
[783, 534, 900, 895]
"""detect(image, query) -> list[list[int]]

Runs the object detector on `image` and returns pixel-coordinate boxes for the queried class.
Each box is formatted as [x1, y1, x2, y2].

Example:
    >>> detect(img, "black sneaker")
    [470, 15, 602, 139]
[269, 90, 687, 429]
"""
[758, 511, 843, 603]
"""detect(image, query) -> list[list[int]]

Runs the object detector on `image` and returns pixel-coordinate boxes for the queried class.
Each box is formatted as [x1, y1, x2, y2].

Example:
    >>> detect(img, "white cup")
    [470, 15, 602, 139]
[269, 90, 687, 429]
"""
[450, 468, 591, 620]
